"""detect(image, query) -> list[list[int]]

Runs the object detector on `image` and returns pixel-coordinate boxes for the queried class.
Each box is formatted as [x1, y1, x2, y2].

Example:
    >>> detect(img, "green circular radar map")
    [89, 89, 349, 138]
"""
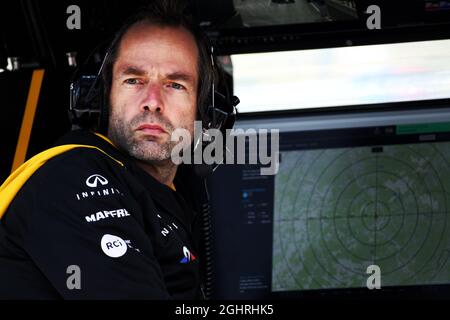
[273, 142, 450, 291]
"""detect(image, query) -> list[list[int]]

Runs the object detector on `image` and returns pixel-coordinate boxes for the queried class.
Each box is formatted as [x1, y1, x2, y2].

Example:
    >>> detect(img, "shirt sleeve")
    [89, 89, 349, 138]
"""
[18, 148, 171, 299]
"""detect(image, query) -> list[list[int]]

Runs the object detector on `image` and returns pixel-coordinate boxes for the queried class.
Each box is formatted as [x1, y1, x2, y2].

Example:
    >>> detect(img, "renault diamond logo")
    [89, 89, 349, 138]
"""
[180, 246, 196, 264]
[86, 174, 109, 188]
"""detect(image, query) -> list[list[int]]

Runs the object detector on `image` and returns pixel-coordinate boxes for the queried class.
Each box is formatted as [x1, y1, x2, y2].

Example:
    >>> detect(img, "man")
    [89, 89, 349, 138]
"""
[0, 1, 220, 299]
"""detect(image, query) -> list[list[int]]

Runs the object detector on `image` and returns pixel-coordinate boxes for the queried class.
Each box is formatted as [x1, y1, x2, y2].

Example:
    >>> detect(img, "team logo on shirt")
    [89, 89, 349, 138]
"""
[75, 174, 124, 201]
[156, 213, 179, 237]
[85, 208, 130, 223]
[75, 187, 124, 201]
[180, 246, 196, 264]
[101, 234, 127, 258]
[86, 174, 109, 188]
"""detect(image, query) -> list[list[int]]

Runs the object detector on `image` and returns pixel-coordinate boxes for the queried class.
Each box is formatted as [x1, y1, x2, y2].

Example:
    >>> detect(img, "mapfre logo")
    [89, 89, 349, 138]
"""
[101, 234, 127, 258]
[85, 209, 130, 223]
[86, 174, 108, 188]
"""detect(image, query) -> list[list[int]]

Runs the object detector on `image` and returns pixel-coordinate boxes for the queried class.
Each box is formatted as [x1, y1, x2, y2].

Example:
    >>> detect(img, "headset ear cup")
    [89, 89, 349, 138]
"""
[69, 80, 81, 128]
[69, 74, 105, 131]
[69, 37, 115, 132]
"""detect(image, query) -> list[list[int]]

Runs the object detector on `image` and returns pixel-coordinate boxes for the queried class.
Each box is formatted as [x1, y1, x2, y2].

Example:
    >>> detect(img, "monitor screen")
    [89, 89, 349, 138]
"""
[208, 103, 450, 299]
[227, 39, 450, 114]
[199, 0, 447, 31]
[224, 0, 358, 29]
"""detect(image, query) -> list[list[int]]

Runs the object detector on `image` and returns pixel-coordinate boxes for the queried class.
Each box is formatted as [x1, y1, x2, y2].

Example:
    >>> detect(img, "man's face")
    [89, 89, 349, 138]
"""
[108, 23, 199, 163]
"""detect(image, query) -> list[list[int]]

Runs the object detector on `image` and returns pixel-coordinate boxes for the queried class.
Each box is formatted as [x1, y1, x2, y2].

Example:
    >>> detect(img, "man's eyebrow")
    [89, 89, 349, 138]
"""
[166, 72, 196, 85]
[116, 66, 196, 85]
[118, 65, 147, 76]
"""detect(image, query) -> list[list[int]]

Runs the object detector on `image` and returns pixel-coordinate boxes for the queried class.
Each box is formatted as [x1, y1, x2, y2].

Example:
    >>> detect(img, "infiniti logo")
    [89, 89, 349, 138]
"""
[86, 174, 109, 188]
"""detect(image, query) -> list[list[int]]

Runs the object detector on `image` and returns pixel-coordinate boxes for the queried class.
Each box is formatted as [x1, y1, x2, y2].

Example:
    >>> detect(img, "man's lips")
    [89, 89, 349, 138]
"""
[136, 124, 167, 135]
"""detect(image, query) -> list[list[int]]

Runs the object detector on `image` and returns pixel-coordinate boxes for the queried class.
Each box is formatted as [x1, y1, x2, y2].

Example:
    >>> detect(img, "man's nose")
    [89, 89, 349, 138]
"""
[141, 84, 164, 113]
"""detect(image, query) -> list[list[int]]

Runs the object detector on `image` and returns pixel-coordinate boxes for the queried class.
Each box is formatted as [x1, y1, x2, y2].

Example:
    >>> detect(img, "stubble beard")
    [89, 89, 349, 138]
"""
[108, 110, 185, 164]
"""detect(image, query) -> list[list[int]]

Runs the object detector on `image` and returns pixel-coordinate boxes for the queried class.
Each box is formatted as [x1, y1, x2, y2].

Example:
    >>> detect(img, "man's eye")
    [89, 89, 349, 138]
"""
[169, 82, 185, 90]
[124, 78, 139, 85]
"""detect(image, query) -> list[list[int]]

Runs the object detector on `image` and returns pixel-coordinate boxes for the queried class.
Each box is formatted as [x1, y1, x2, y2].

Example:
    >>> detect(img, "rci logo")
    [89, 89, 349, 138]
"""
[86, 174, 109, 188]
[101, 234, 127, 258]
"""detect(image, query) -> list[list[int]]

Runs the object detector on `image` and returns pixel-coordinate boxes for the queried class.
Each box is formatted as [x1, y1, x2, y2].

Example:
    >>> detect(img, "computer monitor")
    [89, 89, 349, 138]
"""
[208, 100, 450, 299]
[228, 39, 450, 114]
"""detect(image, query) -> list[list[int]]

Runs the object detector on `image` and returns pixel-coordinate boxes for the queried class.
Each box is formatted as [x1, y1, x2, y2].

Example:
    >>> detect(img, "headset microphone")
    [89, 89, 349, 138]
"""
[193, 92, 240, 177]
[193, 47, 240, 177]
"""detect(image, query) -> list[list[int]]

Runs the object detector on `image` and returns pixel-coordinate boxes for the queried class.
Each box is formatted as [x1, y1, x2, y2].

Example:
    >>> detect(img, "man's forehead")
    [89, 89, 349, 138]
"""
[114, 23, 199, 76]
[119, 22, 198, 56]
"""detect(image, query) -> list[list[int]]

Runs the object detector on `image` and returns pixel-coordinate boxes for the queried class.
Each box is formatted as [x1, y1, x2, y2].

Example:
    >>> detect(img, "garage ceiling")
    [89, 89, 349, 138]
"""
[1, 0, 449, 70]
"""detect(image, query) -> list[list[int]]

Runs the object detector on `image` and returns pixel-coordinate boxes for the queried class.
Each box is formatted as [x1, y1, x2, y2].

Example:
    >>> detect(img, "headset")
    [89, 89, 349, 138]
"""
[69, 34, 240, 177]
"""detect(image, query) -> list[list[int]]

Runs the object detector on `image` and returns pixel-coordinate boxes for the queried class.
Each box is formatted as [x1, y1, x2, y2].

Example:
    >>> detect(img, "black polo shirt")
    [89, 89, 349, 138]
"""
[0, 130, 205, 299]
